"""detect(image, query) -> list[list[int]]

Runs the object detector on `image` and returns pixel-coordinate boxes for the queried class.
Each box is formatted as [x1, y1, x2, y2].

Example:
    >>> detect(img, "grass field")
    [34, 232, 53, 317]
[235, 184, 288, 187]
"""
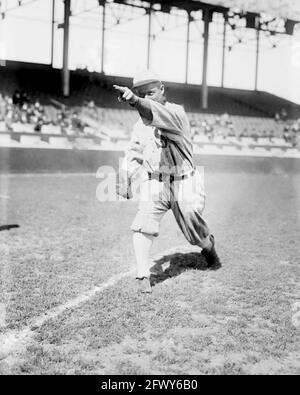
[0, 169, 299, 375]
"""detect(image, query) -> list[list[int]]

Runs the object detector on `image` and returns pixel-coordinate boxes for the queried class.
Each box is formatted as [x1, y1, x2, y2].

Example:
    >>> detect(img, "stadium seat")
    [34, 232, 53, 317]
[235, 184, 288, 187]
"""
[0, 122, 7, 132]
[0, 133, 21, 147]
[20, 135, 44, 147]
[48, 137, 73, 149]
[73, 138, 100, 150]
[0, 134, 11, 146]
[12, 122, 35, 133]
[41, 125, 61, 135]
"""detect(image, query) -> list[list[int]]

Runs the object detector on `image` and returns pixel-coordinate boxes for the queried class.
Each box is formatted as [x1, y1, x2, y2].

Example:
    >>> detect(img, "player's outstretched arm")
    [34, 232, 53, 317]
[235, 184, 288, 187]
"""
[113, 85, 153, 123]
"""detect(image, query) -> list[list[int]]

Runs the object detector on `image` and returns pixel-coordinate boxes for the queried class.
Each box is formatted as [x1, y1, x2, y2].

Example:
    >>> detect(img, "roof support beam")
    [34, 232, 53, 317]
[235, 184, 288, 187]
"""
[255, 17, 261, 91]
[101, 0, 106, 74]
[202, 8, 211, 110]
[50, 0, 55, 66]
[147, 6, 152, 69]
[221, 15, 227, 88]
[62, 0, 71, 97]
[185, 12, 192, 84]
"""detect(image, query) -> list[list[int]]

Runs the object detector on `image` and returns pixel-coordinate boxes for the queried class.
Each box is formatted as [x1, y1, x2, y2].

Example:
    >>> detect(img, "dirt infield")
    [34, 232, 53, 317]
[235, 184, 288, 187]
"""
[0, 170, 299, 374]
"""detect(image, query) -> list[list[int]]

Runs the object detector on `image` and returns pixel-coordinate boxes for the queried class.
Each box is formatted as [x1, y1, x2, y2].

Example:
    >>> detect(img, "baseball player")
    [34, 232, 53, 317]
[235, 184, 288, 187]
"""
[114, 70, 221, 294]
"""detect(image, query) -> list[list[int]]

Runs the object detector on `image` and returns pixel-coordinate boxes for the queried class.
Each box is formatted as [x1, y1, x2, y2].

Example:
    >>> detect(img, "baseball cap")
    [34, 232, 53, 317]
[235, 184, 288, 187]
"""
[132, 69, 162, 89]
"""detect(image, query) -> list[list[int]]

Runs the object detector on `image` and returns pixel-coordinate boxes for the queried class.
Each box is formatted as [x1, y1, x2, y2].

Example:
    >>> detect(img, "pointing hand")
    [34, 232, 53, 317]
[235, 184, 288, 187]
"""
[113, 85, 138, 105]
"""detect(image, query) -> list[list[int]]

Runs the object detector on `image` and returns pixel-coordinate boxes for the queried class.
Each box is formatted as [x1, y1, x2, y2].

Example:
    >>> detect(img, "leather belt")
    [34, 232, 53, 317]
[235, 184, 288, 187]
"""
[148, 169, 195, 183]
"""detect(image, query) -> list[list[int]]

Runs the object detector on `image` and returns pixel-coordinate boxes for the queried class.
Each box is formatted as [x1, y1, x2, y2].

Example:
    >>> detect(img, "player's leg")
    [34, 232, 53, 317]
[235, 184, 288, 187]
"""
[132, 232, 154, 294]
[133, 232, 154, 279]
[171, 171, 222, 270]
[201, 234, 222, 271]
[131, 178, 170, 292]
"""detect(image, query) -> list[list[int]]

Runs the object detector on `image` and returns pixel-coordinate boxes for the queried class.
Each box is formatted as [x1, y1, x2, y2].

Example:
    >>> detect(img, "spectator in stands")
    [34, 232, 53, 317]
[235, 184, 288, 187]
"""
[291, 119, 300, 133]
[281, 118, 300, 147]
[227, 123, 235, 138]
[87, 100, 96, 109]
[189, 119, 199, 140]
[0, 93, 5, 121]
[20, 91, 29, 105]
[280, 107, 288, 121]
[241, 128, 249, 138]
[251, 128, 259, 142]
[274, 112, 281, 122]
[4, 105, 14, 132]
[34, 119, 43, 132]
[220, 112, 231, 127]
[12, 90, 21, 106]
[292, 133, 298, 147]
[70, 111, 84, 134]
[296, 131, 300, 149]
[283, 126, 290, 143]
[205, 122, 215, 141]
[268, 130, 275, 143]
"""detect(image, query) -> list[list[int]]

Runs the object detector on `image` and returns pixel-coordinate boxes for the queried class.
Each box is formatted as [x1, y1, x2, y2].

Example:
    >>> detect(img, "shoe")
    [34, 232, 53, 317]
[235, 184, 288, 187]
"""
[201, 235, 222, 271]
[136, 277, 152, 294]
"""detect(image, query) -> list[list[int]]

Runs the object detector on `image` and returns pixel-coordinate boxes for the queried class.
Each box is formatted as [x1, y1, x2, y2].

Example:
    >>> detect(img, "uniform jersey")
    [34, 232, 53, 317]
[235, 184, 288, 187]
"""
[125, 101, 194, 177]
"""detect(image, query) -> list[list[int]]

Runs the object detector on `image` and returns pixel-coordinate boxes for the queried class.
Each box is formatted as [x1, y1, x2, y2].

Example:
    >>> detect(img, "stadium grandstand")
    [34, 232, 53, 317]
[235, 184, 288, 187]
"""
[0, 0, 300, 167]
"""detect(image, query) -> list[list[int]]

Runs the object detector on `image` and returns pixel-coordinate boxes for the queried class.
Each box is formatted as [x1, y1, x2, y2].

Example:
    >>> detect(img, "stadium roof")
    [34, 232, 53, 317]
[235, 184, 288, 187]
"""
[194, 0, 300, 20]
[126, 0, 300, 22]
[9, 0, 300, 22]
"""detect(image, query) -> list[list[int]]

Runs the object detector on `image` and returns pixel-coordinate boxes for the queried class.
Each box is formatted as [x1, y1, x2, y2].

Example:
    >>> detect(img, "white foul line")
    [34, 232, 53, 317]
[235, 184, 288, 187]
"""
[0, 244, 195, 363]
[0, 269, 134, 360]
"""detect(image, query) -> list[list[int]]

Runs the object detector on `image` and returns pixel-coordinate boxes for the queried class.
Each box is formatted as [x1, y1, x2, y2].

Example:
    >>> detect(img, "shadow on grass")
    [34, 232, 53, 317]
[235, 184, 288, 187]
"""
[150, 252, 209, 287]
[0, 224, 20, 232]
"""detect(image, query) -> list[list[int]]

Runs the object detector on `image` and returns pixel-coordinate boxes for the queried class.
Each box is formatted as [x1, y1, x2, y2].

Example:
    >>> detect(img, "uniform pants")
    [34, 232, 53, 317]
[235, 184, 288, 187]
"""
[131, 170, 210, 247]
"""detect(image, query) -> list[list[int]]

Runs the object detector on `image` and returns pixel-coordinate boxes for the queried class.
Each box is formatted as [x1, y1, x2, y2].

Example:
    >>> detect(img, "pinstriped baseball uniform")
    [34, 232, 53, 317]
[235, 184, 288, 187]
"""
[124, 100, 210, 246]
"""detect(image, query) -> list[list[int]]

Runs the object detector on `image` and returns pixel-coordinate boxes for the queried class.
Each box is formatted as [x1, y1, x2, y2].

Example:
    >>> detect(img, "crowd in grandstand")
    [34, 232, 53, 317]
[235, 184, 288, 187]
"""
[1, 89, 300, 148]
[283, 119, 300, 146]
[0, 91, 48, 132]
[190, 113, 235, 141]
[275, 108, 288, 122]
[0, 90, 86, 135]
[190, 112, 300, 147]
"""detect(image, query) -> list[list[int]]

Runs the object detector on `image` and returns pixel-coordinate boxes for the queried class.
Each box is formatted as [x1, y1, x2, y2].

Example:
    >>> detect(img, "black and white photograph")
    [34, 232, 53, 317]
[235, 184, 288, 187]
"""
[0, 0, 299, 377]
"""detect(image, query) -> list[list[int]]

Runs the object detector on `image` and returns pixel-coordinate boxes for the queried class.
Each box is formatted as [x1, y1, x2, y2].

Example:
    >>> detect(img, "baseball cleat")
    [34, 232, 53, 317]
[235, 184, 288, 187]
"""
[201, 235, 222, 271]
[136, 277, 152, 294]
